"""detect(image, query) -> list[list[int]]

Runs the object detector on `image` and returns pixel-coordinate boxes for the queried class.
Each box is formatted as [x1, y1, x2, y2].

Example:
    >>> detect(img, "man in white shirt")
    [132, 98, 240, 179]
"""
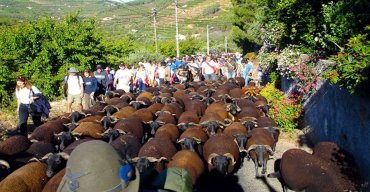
[65, 67, 84, 113]
[114, 62, 133, 93]
[201, 55, 217, 80]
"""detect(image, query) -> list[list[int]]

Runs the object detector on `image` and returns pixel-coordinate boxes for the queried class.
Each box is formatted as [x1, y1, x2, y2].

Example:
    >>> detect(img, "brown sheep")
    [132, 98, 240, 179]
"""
[29, 117, 70, 143]
[146, 103, 164, 116]
[256, 117, 280, 151]
[205, 101, 230, 122]
[154, 123, 179, 143]
[203, 133, 240, 176]
[184, 99, 206, 117]
[199, 112, 231, 136]
[71, 121, 105, 139]
[177, 111, 200, 131]
[112, 106, 135, 119]
[149, 113, 177, 135]
[110, 133, 142, 161]
[177, 126, 208, 155]
[77, 114, 104, 123]
[167, 150, 205, 185]
[113, 116, 144, 142]
[228, 88, 244, 100]
[268, 149, 351, 192]
[312, 142, 359, 191]
[224, 122, 248, 152]
[42, 168, 65, 192]
[137, 91, 154, 101]
[160, 102, 184, 120]
[0, 135, 30, 156]
[130, 137, 177, 173]
[0, 162, 48, 191]
[120, 92, 136, 103]
[131, 108, 154, 123]
[246, 128, 274, 177]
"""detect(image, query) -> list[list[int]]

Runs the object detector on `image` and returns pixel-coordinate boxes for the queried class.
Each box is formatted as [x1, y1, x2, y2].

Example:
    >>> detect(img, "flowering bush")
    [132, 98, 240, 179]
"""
[260, 83, 304, 132]
[277, 45, 321, 95]
[289, 54, 321, 94]
[276, 45, 302, 79]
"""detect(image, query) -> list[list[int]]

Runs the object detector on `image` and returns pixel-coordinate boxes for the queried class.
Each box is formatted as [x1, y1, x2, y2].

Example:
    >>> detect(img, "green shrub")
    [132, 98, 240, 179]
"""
[260, 83, 304, 132]
[332, 27, 370, 94]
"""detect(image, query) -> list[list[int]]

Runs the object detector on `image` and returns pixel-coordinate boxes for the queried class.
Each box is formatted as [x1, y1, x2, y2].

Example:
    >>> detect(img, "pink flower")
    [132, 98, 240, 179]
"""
[315, 77, 320, 81]
[303, 69, 307, 73]
[306, 82, 310, 85]
[312, 83, 316, 87]
[304, 87, 309, 91]
[312, 70, 317, 75]
[299, 88, 304, 93]
[299, 75, 305, 80]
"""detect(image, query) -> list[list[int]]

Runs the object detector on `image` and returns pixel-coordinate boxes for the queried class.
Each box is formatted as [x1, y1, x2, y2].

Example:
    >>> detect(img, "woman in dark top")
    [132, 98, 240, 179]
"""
[82, 69, 97, 110]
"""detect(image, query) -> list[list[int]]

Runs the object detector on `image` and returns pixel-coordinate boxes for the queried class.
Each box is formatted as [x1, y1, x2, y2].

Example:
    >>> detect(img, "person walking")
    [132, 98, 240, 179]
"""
[201, 55, 217, 80]
[65, 67, 84, 113]
[93, 65, 108, 97]
[15, 75, 42, 136]
[242, 58, 253, 86]
[82, 68, 97, 110]
[113, 62, 133, 93]
[134, 64, 147, 91]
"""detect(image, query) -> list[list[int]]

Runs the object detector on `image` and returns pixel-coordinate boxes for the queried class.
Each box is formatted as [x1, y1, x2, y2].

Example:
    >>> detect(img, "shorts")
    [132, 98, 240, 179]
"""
[67, 93, 82, 104]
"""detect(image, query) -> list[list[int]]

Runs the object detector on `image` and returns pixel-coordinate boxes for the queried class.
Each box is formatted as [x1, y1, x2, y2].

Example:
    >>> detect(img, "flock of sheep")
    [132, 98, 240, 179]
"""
[0, 77, 361, 191]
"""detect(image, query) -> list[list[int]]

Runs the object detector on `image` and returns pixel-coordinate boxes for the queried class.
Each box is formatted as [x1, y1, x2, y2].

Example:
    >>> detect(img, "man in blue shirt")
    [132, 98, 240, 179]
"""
[94, 65, 108, 97]
[242, 58, 253, 86]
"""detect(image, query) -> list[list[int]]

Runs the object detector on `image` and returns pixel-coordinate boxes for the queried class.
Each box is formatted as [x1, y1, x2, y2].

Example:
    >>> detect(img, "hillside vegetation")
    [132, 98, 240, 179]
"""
[0, 0, 233, 42]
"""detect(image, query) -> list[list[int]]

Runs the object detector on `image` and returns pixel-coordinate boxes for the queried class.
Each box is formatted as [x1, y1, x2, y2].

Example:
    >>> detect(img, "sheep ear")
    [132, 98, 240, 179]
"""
[58, 152, 70, 160]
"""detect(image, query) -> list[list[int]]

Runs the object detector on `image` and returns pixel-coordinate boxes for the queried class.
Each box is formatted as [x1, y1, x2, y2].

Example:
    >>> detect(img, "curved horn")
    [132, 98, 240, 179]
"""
[177, 138, 186, 143]
[207, 153, 219, 165]
[193, 137, 202, 144]
[0, 160, 10, 169]
[58, 152, 70, 160]
[224, 153, 236, 166]
[129, 157, 140, 163]
[28, 157, 40, 163]
[41, 153, 54, 160]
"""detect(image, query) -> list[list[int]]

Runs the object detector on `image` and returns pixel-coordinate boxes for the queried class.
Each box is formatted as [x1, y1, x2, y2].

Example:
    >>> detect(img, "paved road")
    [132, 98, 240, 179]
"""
[235, 139, 297, 192]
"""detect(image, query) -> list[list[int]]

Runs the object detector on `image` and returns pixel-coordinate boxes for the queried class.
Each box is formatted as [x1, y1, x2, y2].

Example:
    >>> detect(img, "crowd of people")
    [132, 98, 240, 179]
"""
[15, 53, 258, 135]
[64, 53, 258, 112]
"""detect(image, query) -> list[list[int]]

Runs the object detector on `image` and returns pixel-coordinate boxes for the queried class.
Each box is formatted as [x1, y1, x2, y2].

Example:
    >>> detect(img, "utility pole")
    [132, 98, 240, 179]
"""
[152, 8, 158, 56]
[225, 36, 228, 54]
[175, 0, 180, 57]
[206, 25, 209, 55]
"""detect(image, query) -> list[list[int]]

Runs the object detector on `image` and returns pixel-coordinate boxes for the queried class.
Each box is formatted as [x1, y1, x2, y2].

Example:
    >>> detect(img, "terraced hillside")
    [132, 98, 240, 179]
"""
[0, 0, 233, 42]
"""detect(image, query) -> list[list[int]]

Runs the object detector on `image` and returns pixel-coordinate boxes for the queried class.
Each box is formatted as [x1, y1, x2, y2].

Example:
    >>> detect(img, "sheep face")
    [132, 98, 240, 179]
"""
[152, 96, 162, 103]
[180, 137, 198, 152]
[135, 158, 151, 173]
[149, 121, 160, 135]
[131, 101, 142, 110]
[45, 153, 68, 178]
[227, 104, 240, 116]
[248, 145, 273, 177]
[211, 155, 229, 176]
[102, 129, 121, 143]
[57, 131, 75, 151]
[234, 134, 248, 151]
[242, 121, 257, 133]
[204, 121, 222, 136]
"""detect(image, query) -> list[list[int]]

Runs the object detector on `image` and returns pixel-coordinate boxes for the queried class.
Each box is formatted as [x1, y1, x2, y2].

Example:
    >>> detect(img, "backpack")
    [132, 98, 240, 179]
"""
[63, 75, 81, 97]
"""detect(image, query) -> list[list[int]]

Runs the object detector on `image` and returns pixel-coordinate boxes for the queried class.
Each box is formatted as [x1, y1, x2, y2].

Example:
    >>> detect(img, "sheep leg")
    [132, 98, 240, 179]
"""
[262, 159, 267, 175]
[253, 159, 259, 177]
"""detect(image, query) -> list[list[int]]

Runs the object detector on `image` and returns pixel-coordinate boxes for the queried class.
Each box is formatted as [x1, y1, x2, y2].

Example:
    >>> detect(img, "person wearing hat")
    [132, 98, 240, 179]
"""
[57, 140, 140, 192]
[93, 65, 108, 97]
[113, 62, 133, 93]
[64, 67, 84, 113]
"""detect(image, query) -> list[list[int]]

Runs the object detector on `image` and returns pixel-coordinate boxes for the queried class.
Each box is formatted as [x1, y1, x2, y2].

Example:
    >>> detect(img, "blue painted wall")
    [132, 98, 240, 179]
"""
[281, 77, 370, 182]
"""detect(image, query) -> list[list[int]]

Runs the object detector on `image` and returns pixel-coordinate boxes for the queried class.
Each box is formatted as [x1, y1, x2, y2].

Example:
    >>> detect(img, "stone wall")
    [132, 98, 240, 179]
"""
[281, 76, 370, 182]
